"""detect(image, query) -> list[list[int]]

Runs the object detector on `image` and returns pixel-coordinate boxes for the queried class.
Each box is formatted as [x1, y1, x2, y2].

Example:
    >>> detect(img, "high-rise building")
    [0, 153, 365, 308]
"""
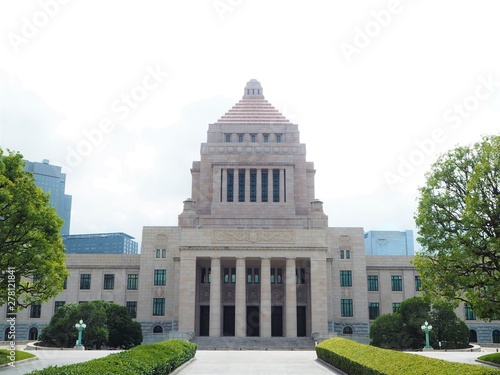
[24, 159, 72, 235]
[364, 230, 414, 256]
[63, 233, 139, 254]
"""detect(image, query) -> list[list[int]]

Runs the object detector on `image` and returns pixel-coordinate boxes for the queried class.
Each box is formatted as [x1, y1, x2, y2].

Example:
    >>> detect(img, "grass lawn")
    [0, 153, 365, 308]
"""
[478, 353, 500, 366]
[0, 349, 36, 365]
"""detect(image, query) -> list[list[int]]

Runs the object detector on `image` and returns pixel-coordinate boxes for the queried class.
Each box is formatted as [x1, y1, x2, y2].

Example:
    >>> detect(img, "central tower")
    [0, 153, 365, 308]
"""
[180, 79, 328, 229]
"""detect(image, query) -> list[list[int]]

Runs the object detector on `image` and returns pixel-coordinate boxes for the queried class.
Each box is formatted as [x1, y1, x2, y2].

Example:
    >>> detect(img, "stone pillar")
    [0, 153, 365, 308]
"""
[173, 257, 180, 324]
[310, 257, 328, 335]
[213, 168, 222, 204]
[285, 258, 297, 337]
[178, 257, 197, 334]
[222, 169, 227, 202]
[235, 258, 246, 337]
[260, 258, 271, 337]
[209, 257, 221, 336]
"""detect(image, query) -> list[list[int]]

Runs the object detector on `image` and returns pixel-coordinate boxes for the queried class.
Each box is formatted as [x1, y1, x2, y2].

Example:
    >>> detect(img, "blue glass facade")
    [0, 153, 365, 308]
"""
[63, 232, 139, 254]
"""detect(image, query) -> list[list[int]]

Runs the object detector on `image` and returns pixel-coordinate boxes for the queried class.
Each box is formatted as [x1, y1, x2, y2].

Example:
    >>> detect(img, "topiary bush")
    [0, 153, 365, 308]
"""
[26, 339, 197, 375]
[316, 337, 500, 375]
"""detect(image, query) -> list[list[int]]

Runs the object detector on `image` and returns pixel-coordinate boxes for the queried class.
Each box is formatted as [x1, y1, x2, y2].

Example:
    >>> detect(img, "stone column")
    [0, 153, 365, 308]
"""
[260, 258, 271, 337]
[285, 258, 297, 337]
[279, 169, 285, 202]
[209, 257, 221, 336]
[235, 258, 246, 336]
[310, 256, 328, 335]
[178, 256, 197, 334]
[213, 168, 222, 204]
[173, 257, 180, 324]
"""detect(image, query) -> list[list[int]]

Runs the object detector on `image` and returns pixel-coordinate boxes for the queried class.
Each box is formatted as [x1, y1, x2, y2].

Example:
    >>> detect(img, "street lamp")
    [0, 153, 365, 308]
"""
[421, 321, 433, 351]
[75, 319, 87, 350]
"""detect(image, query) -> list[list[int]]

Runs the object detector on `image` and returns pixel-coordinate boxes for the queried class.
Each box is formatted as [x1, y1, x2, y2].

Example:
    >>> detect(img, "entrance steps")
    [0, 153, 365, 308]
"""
[192, 336, 316, 350]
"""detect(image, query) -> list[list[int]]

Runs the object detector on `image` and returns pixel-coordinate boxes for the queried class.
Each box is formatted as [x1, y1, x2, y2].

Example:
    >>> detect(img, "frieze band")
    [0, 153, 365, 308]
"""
[212, 229, 295, 243]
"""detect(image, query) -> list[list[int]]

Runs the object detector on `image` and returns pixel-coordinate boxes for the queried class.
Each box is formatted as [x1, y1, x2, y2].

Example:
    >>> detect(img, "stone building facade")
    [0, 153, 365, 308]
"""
[2, 79, 499, 346]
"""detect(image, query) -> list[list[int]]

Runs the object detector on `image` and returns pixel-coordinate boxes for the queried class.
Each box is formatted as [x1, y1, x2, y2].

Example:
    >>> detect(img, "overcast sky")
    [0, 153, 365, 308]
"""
[1, 1, 500, 250]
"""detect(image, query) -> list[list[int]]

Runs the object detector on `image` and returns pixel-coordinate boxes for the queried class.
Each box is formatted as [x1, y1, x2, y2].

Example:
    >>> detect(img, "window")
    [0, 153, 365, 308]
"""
[153, 298, 165, 316]
[154, 269, 166, 286]
[276, 134, 282, 143]
[224, 268, 236, 284]
[126, 301, 137, 318]
[367, 275, 378, 291]
[103, 274, 115, 289]
[346, 250, 351, 259]
[341, 299, 353, 317]
[271, 268, 282, 284]
[391, 275, 402, 291]
[201, 268, 211, 284]
[127, 274, 139, 290]
[153, 325, 163, 333]
[80, 274, 91, 290]
[261, 169, 268, 202]
[32, 275, 42, 283]
[392, 302, 401, 313]
[29, 327, 38, 340]
[247, 268, 260, 284]
[250, 169, 257, 202]
[296, 268, 306, 284]
[225, 134, 231, 142]
[238, 169, 245, 202]
[227, 169, 234, 202]
[493, 330, 500, 344]
[251, 134, 256, 143]
[465, 305, 476, 320]
[156, 249, 160, 258]
[263, 134, 269, 142]
[272, 169, 280, 202]
[30, 303, 41, 318]
[415, 276, 422, 291]
[368, 302, 380, 320]
[340, 270, 352, 287]
[63, 277, 67, 290]
[238, 134, 243, 142]
[340, 250, 344, 259]
[162, 249, 166, 258]
[343, 326, 353, 334]
[54, 301, 65, 313]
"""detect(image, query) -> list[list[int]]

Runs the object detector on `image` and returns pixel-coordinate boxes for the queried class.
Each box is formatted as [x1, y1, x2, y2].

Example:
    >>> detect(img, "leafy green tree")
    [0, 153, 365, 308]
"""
[398, 297, 431, 349]
[40, 300, 142, 349]
[430, 302, 469, 349]
[369, 313, 403, 349]
[0, 149, 69, 309]
[414, 135, 500, 320]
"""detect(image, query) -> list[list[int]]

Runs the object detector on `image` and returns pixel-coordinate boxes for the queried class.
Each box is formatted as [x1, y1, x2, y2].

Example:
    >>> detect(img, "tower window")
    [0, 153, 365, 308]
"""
[238, 134, 244, 143]
[227, 169, 234, 202]
[238, 169, 245, 202]
[276, 134, 282, 143]
[250, 169, 257, 202]
[251, 134, 256, 143]
[272, 169, 280, 202]
[261, 169, 268, 202]
[225, 134, 231, 142]
[263, 134, 269, 143]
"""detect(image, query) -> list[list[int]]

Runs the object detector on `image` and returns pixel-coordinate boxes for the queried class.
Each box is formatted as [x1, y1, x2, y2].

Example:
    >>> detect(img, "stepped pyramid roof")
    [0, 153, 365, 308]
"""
[215, 79, 291, 124]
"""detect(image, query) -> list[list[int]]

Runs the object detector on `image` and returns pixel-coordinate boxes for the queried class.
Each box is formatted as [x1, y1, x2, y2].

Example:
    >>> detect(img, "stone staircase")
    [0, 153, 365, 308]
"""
[191, 336, 316, 350]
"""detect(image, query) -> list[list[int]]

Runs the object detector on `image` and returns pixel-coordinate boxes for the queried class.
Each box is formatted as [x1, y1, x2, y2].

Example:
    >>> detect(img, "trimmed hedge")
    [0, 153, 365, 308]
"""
[316, 337, 500, 375]
[478, 353, 500, 366]
[26, 339, 197, 375]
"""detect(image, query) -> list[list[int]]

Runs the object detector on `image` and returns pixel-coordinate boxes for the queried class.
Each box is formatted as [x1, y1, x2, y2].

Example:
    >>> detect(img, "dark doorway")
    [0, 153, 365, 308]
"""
[199, 305, 210, 336]
[469, 329, 477, 343]
[271, 306, 283, 337]
[297, 306, 306, 337]
[246, 306, 260, 337]
[223, 306, 235, 336]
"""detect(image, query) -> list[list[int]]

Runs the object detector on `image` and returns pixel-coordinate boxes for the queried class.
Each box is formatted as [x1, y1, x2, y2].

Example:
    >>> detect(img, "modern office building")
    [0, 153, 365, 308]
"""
[364, 230, 414, 256]
[63, 233, 139, 254]
[3, 80, 499, 346]
[24, 159, 72, 235]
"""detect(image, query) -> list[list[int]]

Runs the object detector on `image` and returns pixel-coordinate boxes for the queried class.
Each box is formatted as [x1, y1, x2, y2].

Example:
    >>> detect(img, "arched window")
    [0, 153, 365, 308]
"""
[29, 327, 38, 341]
[4, 327, 10, 341]
[153, 325, 163, 333]
[493, 329, 500, 343]
[469, 329, 477, 343]
[343, 326, 353, 335]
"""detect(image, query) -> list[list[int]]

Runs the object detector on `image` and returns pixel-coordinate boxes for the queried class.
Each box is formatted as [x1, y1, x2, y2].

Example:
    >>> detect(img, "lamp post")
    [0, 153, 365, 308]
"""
[75, 319, 86, 350]
[421, 321, 433, 351]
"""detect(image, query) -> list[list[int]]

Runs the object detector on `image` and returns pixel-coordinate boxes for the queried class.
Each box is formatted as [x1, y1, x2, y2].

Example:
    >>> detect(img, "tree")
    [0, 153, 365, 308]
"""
[370, 297, 468, 350]
[40, 300, 143, 349]
[0, 149, 69, 309]
[414, 135, 500, 320]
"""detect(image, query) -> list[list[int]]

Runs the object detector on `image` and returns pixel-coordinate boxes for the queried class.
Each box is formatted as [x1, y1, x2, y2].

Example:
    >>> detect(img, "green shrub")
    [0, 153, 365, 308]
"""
[0, 349, 36, 365]
[316, 337, 500, 375]
[478, 353, 500, 365]
[26, 339, 197, 375]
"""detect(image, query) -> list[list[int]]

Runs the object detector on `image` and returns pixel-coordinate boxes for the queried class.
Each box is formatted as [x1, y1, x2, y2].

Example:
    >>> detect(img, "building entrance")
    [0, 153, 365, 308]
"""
[200, 305, 210, 336]
[271, 306, 283, 337]
[246, 306, 260, 337]
[223, 306, 235, 336]
[297, 306, 306, 337]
